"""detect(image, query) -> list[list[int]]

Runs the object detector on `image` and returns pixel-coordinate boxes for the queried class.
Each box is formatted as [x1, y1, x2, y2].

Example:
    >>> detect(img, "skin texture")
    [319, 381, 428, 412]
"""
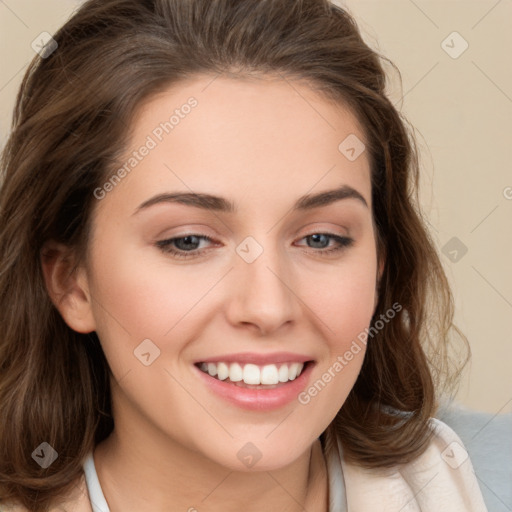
[43, 74, 384, 511]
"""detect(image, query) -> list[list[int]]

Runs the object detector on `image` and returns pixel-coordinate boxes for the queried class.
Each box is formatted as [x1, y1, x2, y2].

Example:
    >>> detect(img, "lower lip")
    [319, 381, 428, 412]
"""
[194, 363, 315, 411]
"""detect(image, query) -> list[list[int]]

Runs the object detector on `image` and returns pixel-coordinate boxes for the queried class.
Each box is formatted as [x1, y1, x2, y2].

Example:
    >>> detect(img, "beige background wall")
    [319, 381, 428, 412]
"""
[1, 1, 510, 415]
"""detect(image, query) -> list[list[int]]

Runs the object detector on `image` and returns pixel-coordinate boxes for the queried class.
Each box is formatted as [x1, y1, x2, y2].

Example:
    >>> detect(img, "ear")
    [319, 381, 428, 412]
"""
[40, 240, 96, 333]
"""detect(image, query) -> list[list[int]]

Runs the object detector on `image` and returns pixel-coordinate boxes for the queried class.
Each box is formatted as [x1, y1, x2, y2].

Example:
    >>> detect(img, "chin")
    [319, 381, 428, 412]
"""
[198, 434, 316, 473]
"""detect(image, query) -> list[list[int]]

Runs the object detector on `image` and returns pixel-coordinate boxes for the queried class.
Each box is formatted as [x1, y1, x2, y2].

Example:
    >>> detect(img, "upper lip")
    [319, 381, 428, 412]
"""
[195, 352, 314, 365]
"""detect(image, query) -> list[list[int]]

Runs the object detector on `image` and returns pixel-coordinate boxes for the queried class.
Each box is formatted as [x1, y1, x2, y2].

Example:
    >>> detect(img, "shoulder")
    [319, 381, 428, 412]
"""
[403, 418, 487, 501]
[0, 473, 92, 512]
[338, 417, 489, 511]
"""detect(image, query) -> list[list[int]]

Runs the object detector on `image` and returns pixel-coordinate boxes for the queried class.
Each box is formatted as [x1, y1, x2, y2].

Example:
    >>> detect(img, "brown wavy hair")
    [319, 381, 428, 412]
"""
[0, 0, 469, 510]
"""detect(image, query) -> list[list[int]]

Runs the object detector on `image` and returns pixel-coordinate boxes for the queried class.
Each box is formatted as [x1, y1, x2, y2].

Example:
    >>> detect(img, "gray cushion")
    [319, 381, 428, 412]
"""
[436, 401, 512, 512]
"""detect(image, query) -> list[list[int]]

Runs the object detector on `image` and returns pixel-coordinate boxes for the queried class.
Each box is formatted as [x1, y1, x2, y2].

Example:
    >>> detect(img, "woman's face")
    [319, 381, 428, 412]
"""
[81, 75, 380, 471]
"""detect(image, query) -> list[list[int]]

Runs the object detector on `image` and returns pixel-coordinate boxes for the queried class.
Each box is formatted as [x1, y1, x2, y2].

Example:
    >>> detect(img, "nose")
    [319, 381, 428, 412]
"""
[225, 240, 301, 336]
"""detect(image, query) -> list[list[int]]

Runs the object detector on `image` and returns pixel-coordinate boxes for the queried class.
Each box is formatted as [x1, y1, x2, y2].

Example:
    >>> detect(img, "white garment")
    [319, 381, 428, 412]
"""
[82, 418, 488, 512]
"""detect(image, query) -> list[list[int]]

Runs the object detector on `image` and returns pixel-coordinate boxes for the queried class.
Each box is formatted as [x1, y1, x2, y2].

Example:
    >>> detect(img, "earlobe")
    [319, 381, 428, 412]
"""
[40, 241, 96, 333]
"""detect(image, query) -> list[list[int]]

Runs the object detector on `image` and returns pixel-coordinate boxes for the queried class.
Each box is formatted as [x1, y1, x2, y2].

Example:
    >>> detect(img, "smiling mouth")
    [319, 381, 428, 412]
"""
[195, 361, 313, 389]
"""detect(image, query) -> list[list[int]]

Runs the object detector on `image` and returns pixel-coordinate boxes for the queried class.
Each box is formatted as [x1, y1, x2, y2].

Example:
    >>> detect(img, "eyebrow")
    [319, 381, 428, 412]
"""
[133, 184, 368, 215]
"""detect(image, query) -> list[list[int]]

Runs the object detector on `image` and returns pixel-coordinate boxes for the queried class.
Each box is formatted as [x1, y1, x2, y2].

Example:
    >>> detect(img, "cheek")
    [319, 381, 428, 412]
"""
[313, 275, 375, 331]
[88, 237, 208, 338]
[86, 235, 230, 386]
[296, 252, 376, 410]
[84, 241, 177, 381]
[303, 252, 378, 349]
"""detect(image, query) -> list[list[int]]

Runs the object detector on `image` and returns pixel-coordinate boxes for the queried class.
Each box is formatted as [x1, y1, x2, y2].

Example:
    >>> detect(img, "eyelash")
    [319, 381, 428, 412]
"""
[155, 232, 354, 260]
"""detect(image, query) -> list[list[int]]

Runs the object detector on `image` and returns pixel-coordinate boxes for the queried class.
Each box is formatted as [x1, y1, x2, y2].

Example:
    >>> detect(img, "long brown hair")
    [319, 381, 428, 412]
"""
[0, 0, 469, 509]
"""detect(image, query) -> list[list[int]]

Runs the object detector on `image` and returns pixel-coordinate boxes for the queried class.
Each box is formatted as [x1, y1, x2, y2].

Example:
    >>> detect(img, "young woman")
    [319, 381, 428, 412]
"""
[0, 0, 488, 510]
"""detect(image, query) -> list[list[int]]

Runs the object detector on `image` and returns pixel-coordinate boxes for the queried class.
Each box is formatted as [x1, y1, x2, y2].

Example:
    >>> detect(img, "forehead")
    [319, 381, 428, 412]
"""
[131, 73, 368, 152]
[98, 74, 372, 217]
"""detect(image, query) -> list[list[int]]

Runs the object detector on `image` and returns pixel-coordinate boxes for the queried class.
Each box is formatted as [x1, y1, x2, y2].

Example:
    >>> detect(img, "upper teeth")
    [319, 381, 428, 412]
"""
[199, 362, 305, 385]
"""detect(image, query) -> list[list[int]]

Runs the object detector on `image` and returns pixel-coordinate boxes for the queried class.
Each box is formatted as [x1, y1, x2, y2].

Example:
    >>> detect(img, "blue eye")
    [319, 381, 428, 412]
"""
[156, 234, 214, 259]
[299, 233, 354, 255]
[156, 233, 354, 260]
